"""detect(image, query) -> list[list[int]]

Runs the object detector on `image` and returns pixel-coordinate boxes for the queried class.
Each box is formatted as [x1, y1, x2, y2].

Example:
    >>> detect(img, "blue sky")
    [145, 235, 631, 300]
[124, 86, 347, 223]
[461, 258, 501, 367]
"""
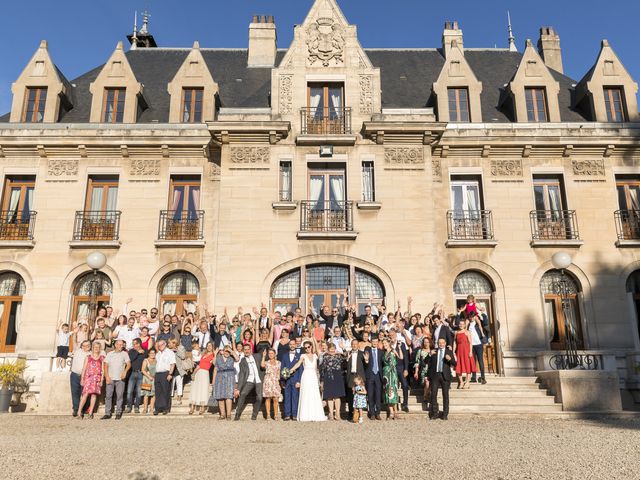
[1, 0, 639, 114]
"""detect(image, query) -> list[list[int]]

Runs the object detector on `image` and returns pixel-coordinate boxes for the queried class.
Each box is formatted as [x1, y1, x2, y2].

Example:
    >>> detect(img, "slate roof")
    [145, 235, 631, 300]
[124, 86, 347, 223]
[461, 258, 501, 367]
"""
[1, 47, 587, 123]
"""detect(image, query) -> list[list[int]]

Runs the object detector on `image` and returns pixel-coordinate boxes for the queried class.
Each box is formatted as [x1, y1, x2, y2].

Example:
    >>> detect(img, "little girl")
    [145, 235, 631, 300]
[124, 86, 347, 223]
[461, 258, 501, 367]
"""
[352, 375, 367, 424]
[465, 294, 479, 318]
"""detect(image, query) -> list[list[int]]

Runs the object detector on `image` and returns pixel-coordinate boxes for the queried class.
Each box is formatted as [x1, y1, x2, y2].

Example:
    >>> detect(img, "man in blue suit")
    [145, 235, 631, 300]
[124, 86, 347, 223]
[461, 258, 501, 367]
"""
[364, 337, 384, 420]
[280, 339, 303, 421]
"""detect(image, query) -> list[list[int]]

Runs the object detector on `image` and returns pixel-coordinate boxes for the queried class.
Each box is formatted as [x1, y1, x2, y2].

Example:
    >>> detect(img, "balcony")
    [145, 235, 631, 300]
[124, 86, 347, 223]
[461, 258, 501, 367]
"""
[615, 210, 640, 247]
[530, 210, 583, 247]
[155, 210, 205, 247]
[445, 210, 497, 248]
[0, 211, 37, 248]
[298, 200, 357, 240]
[297, 107, 356, 146]
[70, 211, 121, 248]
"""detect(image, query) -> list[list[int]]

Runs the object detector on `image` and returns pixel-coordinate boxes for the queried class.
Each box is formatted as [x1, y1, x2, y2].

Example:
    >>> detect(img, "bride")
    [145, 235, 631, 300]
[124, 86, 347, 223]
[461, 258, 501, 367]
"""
[289, 340, 326, 422]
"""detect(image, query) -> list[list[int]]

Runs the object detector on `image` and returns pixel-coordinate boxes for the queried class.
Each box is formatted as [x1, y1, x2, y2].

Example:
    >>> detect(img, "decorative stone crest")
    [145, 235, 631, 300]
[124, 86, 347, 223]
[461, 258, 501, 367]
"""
[384, 147, 424, 165]
[306, 17, 345, 67]
[47, 159, 78, 177]
[432, 159, 442, 178]
[279, 75, 293, 114]
[572, 159, 605, 176]
[130, 159, 160, 177]
[207, 161, 221, 181]
[230, 147, 270, 164]
[491, 159, 523, 177]
[359, 75, 373, 114]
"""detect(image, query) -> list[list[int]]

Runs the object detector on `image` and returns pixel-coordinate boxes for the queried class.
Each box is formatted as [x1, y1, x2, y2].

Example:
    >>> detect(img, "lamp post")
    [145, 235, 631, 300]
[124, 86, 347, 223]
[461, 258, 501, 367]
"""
[550, 251, 580, 369]
[86, 251, 107, 331]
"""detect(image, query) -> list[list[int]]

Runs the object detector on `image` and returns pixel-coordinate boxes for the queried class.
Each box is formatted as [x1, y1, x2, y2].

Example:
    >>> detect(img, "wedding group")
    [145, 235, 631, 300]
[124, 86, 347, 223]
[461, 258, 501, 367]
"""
[59, 295, 491, 421]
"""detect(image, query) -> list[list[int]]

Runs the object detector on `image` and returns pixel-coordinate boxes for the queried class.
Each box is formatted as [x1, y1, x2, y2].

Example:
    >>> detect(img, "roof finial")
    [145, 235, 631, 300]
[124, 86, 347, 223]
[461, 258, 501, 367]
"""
[140, 10, 150, 35]
[131, 11, 138, 50]
[507, 11, 517, 52]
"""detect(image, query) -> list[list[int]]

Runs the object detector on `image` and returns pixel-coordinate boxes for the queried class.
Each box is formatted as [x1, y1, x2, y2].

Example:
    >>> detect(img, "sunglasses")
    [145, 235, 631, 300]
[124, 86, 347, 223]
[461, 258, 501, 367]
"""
[304, 346, 312, 349]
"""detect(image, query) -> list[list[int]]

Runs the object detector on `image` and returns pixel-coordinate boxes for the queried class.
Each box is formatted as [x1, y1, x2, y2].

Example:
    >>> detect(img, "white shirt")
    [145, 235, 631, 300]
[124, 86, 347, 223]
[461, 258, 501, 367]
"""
[288, 352, 296, 363]
[70, 349, 90, 375]
[156, 348, 176, 373]
[57, 331, 72, 347]
[330, 336, 344, 354]
[259, 316, 269, 329]
[350, 352, 359, 373]
[245, 356, 261, 384]
[195, 331, 210, 349]
[121, 327, 140, 350]
[147, 320, 160, 336]
[469, 326, 482, 346]
[434, 325, 442, 341]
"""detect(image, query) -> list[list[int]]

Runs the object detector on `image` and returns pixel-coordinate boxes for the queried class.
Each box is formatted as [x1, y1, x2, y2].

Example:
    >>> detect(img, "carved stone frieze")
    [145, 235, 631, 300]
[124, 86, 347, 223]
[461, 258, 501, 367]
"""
[47, 159, 78, 178]
[279, 75, 293, 115]
[130, 159, 160, 177]
[384, 147, 424, 165]
[432, 159, 442, 178]
[230, 146, 270, 164]
[208, 161, 221, 181]
[306, 17, 345, 67]
[359, 75, 373, 114]
[490, 159, 523, 177]
[572, 159, 605, 176]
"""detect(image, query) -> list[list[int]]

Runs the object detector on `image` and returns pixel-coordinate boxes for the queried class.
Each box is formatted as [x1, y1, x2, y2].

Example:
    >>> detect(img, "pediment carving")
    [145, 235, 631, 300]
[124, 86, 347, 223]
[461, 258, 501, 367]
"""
[306, 17, 346, 67]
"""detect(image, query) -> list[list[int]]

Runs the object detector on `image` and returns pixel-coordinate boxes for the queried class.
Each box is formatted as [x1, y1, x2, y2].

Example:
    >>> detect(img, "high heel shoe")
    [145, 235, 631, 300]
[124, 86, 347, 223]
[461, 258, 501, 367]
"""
[88, 414, 94, 420]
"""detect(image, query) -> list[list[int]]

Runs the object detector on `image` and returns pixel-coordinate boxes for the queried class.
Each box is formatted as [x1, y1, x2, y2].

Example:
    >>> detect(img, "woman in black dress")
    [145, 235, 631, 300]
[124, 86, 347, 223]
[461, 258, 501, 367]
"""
[320, 342, 345, 420]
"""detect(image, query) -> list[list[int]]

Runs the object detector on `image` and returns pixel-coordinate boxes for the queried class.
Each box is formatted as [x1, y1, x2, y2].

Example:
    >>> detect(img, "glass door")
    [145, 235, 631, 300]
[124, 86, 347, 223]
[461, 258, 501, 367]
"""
[533, 177, 567, 239]
[309, 291, 348, 320]
[1, 176, 35, 239]
[307, 83, 344, 134]
[167, 176, 201, 240]
[617, 179, 640, 239]
[450, 179, 484, 238]
[308, 170, 346, 231]
[82, 176, 119, 240]
[544, 295, 584, 350]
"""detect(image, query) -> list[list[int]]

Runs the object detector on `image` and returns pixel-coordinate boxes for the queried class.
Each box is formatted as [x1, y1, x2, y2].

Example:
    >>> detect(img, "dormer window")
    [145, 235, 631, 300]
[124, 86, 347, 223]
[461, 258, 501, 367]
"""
[102, 88, 126, 123]
[448, 87, 470, 122]
[22, 87, 47, 123]
[604, 87, 626, 122]
[525, 87, 549, 122]
[304, 83, 349, 134]
[181, 88, 203, 123]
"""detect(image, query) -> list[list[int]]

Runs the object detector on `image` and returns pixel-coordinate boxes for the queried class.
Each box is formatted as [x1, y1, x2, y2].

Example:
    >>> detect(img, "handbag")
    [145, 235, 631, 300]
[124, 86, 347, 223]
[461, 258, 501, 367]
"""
[141, 382, 152, 392]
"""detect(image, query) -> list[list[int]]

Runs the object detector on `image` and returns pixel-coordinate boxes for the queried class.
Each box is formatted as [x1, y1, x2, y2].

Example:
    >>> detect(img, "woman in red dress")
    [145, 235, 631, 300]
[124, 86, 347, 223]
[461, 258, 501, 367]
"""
[77, 342, 104, 419]
[454, 319, 476, 389]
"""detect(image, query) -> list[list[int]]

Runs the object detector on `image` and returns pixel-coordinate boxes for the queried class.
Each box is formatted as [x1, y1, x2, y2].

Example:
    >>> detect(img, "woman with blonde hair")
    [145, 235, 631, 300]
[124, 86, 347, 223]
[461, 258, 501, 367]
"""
[211, 345, 237, 420]
[189, 342, 214, 415]
[260, 348, 281, 420]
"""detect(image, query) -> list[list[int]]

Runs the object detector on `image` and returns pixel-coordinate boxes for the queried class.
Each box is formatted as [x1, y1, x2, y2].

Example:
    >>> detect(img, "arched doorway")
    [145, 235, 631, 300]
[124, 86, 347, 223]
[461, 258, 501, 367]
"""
[626, 270, 640, 343]
[453, 270, 498, 374]
[71, 272, 112, 330]
[0, 272, 25, 353]
[159, 271, 199, 316]
[270, 265, 385, 315]
[540, 270, 584, 350]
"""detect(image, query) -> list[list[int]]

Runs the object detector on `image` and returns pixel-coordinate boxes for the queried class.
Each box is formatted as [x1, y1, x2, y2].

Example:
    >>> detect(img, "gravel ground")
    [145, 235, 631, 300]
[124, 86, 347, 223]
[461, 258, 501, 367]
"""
[0, 415, 638, 479]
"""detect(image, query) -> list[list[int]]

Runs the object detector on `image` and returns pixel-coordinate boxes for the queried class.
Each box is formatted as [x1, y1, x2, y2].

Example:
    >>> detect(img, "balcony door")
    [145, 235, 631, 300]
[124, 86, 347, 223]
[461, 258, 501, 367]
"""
[450, 177, 487, 239]
[533, 176, 569, 239]
[79, 176, 119, 240]
[306, 83, 345, 134]
[1, 176, 35, 240]
[307, 169, 346, 231]
[164, 176, 202, 240]
[616, 177, 640, 240]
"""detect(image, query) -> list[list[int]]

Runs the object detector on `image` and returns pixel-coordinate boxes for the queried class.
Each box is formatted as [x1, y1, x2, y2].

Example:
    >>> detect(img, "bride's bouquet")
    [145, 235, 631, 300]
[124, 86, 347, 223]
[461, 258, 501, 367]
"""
[281, 367, 292, 379]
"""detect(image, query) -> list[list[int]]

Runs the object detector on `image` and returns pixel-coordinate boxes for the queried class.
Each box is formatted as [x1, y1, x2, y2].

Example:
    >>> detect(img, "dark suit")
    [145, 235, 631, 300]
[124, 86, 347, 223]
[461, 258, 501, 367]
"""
[393, 342, 410, 408]
[289, 323, 306, 340]
[321, 312, 344, 339]
[426, 346, 457, 418]
[364, 346, 383, 418]
[433, 324, 453, 347]
[212, 331, 233, 350]
[234, 354, 265, 420]
[280, 350, 303, 419]
[345, 350, 366, 416]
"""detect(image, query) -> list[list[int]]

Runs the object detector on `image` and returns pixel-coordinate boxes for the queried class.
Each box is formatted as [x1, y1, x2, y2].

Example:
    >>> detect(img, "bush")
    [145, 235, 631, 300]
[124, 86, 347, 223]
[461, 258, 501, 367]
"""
[0, 360, 27, 389]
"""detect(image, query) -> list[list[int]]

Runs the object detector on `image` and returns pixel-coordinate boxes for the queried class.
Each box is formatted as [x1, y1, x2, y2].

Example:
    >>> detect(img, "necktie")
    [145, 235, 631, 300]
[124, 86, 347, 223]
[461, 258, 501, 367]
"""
[437, 348, 444, 373]
[201, 334, 205, 349]
[372, 349, 378, 374]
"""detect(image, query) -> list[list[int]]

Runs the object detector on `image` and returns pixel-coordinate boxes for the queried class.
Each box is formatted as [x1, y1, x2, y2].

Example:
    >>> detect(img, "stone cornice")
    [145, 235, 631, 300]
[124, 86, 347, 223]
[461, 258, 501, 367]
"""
[362, 121, 447, 145]
[207, 121, 290, 145]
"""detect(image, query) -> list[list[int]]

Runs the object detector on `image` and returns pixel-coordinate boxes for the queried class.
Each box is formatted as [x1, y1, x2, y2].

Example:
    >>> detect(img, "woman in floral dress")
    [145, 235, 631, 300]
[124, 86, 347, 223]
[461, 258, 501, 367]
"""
[382, 338, 402, 420]
[77, 342, 104, 419]
[413, 337, 432, 408]
[141, 349, 157, 414]
[261, 348, 282, 420]
[210, 346, 238, 420]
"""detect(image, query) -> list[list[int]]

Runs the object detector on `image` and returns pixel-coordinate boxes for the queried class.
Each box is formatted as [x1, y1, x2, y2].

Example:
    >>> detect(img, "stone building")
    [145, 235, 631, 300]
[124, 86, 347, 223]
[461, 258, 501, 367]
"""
[1, 0, 639, 405]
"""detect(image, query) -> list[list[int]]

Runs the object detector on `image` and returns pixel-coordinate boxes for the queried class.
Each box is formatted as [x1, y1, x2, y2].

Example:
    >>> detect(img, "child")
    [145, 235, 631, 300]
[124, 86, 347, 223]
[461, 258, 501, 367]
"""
[465, 294, 479, 318]
[352, 375, 367, 424]
[55, 322, 73, 371]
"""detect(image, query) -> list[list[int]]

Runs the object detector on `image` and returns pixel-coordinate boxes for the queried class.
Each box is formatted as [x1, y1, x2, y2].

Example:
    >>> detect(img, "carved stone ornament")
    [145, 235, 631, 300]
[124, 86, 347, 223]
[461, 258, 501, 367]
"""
[48, 159, 78, 177]
[208, 161, 221, 180]
[432, 159, 442, 177]
[230, 146, 270, 164]
[279, 75, 293, 115]
[384, 147, 424, 165]
[359, 75, 373, 114]
[130, 159, 161, 176]
[490, 159, 523, 177]
[306, 17, 345, 67]
[572, 159, 605, 176]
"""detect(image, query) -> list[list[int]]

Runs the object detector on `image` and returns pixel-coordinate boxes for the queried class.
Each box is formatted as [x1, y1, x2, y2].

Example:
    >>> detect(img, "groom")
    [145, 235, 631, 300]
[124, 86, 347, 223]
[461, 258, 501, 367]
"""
[234, 344, 265, 421]
[280, 339, 303, 421]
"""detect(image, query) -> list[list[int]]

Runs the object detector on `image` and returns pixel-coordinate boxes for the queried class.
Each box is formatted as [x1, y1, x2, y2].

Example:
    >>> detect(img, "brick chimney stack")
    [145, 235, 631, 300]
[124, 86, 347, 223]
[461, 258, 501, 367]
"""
[248, 15, 277, 68]
[442, 21, 464, 58]
[538, 27, 563, 74]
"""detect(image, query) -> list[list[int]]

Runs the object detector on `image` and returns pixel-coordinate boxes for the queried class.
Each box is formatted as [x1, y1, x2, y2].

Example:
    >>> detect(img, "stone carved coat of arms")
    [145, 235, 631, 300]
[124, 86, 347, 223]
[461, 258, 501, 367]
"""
[306, 17, 345, 67]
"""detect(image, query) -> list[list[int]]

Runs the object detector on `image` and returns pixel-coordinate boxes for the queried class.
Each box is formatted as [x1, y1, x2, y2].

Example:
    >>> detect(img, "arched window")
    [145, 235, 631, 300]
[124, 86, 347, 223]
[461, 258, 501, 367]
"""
[626, 270, 640, 342]
[355, 270, 384, 315]
[453, 271, 494, 296]
[159, 271, 199, 316]
[71, 272, 112, 330]
[271, 270, 301, 315]
[540, 270, 583, 350]
[0, 272, 25, 353]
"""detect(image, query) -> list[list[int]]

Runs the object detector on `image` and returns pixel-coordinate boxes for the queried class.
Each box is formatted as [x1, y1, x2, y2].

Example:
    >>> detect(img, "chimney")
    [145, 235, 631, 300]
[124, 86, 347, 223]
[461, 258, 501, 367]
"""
[442, 21, 463, 58]
[537, 27, 563, 74]
[248, 15, 277, 67]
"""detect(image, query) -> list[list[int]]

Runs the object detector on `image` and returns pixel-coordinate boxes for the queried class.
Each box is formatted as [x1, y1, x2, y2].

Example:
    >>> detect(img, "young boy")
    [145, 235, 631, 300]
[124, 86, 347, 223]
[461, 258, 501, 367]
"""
[55, 322, 73, 371]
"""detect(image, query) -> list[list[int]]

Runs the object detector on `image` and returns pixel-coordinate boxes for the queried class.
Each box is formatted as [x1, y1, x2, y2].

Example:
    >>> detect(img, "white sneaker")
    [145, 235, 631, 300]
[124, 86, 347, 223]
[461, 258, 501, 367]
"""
[358, 417, 363, 424]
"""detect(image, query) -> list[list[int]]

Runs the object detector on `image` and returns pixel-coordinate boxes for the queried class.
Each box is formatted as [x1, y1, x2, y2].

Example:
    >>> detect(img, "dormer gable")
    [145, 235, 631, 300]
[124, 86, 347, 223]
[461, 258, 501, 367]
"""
[89, 41, 143, 123]
[575, 40, 639, 122]
[506, 40, 561, 122]
[10, 40, 71, 123]
[167, 41, 219, 123]
[432, 39, 482, 122]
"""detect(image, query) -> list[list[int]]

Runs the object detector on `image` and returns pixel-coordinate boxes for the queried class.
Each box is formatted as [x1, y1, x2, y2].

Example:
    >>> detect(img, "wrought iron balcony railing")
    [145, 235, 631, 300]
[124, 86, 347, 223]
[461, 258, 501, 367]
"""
[300, 201, 353, 232]
[73, 211, 121, 241]
[300, 107, 352, 135]
[530, 210, 580, 241]
[447, 210, 494, 240]
[615, 209, 640, 241]
[0, 210, 37, 240]
[158, 210, 204, 241]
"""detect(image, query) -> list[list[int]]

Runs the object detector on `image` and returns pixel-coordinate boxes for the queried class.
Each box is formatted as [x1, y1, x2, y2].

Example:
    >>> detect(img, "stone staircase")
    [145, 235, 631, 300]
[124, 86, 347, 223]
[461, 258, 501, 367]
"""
[93, 375, 562, 417]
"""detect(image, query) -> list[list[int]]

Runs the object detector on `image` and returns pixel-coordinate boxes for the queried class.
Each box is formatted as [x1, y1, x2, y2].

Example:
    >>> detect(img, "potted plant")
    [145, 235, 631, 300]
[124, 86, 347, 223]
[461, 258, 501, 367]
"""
[0, 359, 27, 413]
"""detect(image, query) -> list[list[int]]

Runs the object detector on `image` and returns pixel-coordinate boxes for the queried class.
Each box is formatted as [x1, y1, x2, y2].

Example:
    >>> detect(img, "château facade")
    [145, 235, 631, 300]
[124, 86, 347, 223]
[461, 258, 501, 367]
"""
[1, 0, 640, 403]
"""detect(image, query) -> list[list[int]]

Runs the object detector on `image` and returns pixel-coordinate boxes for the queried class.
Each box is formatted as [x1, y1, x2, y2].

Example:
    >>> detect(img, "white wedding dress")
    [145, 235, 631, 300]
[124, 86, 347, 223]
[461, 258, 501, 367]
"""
[296, 354, 327, 422]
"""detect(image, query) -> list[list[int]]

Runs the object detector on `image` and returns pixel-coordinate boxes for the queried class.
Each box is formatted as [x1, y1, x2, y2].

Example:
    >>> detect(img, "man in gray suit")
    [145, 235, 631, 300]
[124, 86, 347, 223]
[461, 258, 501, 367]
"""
[345, 339, 366, 420]
[233, 344, 265, 421]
